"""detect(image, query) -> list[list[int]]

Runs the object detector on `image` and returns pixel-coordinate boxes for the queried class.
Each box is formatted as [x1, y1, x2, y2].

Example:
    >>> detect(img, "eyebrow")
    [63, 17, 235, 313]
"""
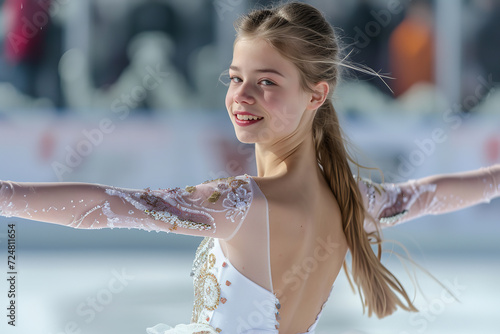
[229, 66, 285, 78]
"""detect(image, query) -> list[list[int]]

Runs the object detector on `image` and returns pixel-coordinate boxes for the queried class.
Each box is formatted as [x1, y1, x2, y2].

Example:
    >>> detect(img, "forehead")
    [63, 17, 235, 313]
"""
[231, 38, 299, 77]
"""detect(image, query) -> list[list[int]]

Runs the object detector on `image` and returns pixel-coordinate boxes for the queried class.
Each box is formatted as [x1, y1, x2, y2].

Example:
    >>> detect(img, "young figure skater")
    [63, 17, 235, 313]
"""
[1, 2, 499, 333]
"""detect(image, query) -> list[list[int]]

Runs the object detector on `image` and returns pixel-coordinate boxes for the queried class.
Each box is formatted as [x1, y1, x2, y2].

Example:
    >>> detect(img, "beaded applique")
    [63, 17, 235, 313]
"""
[202, 175, 253, 223]
[191, 237, 221, 324]
[191, 237, 213, 277]
[361, 178, 410, 226]
[379, 210, 409, 224]
[104, 175, 252, 233]
[0, 181, 15, 217]
[360, 177, 439, 227]
[360, 178, 383, 213]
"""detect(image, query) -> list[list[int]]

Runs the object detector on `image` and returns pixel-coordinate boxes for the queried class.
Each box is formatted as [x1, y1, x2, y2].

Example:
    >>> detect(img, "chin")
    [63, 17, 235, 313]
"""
[235, 132, 258, 144]
[231, 121, 256, 144]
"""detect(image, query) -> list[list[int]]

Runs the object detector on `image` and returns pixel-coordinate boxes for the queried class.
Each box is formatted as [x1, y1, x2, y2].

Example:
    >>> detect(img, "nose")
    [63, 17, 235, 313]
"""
[233, 83, 255, 105]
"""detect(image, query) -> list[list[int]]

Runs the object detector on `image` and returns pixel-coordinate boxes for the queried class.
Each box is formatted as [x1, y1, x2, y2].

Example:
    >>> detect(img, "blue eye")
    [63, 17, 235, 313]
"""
[260, 79, 275, 86]
[229, 76, 242, 83]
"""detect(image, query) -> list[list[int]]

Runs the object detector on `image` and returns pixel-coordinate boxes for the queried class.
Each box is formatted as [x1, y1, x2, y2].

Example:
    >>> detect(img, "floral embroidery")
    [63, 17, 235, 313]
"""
[104, 175, 252, 234]
[223, 184, 252, 223]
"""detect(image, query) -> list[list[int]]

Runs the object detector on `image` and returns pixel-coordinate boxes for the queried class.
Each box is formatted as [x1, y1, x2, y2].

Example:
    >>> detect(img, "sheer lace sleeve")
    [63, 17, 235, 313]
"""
[0, 174, 253, 240]
[357, 165, 500, 233]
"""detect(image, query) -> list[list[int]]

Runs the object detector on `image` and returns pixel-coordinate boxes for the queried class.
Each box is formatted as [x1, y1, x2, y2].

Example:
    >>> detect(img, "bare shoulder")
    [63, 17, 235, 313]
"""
[247, 175, 271, 195]
[247, 175, 294, 206]
[249, 174, 336, 205]
[248, 174, 339, 222]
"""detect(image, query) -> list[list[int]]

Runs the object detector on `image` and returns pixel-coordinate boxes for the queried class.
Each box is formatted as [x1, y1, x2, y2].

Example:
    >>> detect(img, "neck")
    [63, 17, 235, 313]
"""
[254, 127, 321, 181]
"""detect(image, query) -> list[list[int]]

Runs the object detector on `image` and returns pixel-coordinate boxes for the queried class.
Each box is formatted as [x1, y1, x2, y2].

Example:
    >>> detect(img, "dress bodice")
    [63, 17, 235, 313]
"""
[190, 236, 280, 332]
[189, 236, 333, 334]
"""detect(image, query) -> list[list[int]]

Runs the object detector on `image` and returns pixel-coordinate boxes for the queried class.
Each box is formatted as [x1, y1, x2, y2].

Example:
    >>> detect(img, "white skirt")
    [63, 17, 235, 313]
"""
[146, 323, 219, 334]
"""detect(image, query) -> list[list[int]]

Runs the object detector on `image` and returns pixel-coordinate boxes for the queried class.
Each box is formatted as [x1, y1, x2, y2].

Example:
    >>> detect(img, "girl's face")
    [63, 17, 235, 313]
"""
[225, 38, 317, 144]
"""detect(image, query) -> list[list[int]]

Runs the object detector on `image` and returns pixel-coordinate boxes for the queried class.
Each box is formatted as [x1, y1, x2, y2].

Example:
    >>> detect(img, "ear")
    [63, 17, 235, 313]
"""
[306, 81, 329, 111]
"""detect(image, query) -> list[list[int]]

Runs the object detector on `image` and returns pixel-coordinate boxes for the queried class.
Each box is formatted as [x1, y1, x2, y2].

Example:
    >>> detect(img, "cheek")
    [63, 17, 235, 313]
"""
[263, 92, 289, 114]
[225, 89, 233, 111]
[265, 94, 303, 130]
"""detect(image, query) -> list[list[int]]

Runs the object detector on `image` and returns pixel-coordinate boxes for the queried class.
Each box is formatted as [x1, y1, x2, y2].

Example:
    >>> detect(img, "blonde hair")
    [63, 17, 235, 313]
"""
[234, 1, 417, 318]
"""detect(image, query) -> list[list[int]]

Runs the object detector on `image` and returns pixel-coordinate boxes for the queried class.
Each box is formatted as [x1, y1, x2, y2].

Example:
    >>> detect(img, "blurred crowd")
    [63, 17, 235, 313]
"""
[0, 0, 499, 115]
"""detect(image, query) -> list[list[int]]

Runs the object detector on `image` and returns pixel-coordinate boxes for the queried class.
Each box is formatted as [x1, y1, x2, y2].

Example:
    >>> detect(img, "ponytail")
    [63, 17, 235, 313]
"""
[313, 100, 418, 317]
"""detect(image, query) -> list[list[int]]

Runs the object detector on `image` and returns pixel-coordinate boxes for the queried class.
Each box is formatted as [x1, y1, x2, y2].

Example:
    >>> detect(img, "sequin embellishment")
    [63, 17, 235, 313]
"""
[191, 237, 221, 323]
[209, 254, 216, 267]
[191, 237, 212, 277]
[359, 177, 413, 226]
[360, 178, 383, 212]
[202, 272, 220, 311]
[0, 182, 14, 217]
[144, 209, 212, 231]
[185, 186, 196, 193]
[379, 209, 409, 224]
[104, 175, 252, 234]
[208, 191, 221, 203]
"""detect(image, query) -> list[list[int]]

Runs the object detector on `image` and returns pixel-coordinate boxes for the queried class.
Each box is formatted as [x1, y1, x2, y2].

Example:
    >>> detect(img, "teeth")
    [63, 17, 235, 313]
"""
[236, 114, 263, 121]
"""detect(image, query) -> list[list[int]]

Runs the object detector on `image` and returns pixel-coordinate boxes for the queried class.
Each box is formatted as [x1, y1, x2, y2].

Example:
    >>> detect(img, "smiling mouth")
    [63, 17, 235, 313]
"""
[235, 114, 264, 121]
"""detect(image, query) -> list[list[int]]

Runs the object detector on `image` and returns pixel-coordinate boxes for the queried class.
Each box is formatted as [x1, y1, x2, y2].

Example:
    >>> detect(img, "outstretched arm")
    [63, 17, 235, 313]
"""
[358, 165, 500, 233]
[0, 175, 253, 240]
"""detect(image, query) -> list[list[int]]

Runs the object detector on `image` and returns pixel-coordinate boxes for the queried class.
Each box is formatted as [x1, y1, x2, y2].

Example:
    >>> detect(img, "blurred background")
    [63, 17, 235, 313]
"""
[0, 0, 498, 333]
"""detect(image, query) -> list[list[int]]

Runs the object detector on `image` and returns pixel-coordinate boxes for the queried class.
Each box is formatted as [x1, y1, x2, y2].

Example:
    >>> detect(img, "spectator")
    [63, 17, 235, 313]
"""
[388, 0, 435, 98]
